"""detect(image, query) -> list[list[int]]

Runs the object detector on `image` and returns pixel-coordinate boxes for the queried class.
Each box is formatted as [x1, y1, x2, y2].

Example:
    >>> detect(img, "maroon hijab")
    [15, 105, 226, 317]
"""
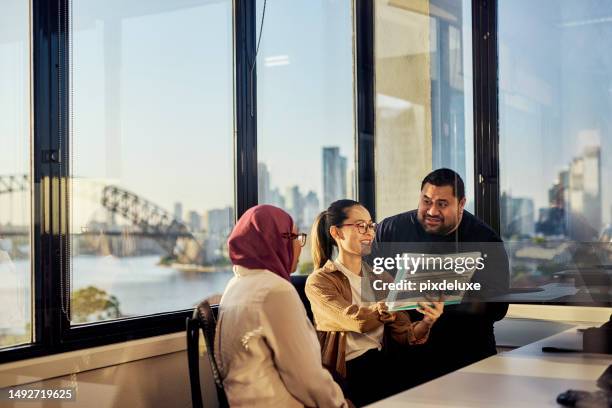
[228, 205, 294, 281]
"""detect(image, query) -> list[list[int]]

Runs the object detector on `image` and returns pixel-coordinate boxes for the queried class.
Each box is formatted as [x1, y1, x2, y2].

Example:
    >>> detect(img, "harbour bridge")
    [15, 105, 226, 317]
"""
[0, 175, 200, 261]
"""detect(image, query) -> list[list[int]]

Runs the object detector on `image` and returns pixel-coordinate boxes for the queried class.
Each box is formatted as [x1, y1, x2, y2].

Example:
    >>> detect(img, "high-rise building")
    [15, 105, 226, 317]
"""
[303, 191, 321, 229]
[269, 187, 285, 209]
[536, 171, 570, 237]
[188, 211, 201, 232]
[568, 145, 601, 239]
[258, 162, 271, 204]
[346, 168, 355, 200]
[285, 186, 304, 228]
[501, 192, 535, 237]
[173, 202, 183, 222]
[322, 147, 347, 207]
[204, 206, 234, 263]
[206, 207, 234, 235]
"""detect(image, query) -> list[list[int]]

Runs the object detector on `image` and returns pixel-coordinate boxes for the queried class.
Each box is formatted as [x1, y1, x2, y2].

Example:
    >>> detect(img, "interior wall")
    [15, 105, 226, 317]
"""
[3, 351, 217, 408]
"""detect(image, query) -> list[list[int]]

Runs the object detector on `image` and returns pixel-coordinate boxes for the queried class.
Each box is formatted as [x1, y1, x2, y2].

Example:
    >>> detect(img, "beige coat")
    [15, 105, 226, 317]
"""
[305, 260, 429, 378]
[215, 266, 347, 408]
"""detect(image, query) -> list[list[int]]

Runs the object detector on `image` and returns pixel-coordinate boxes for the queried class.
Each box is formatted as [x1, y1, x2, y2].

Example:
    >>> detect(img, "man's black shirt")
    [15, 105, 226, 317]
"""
[377, 209, 500, 243]
[374, 209, 510, 381]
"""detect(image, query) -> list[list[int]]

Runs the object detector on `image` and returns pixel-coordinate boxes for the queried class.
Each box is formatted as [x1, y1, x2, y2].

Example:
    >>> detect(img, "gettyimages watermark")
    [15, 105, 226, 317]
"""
[357, 241, 612, 307]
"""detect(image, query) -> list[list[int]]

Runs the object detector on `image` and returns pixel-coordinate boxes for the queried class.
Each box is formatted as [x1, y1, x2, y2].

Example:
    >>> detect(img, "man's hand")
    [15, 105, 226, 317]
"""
[416, 297, 444, 325]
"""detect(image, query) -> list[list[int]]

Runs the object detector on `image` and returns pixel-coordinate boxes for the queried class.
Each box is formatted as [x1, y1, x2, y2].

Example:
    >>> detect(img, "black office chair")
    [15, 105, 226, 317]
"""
[186, 300, 229, 408]
[290, 274, 313, 323]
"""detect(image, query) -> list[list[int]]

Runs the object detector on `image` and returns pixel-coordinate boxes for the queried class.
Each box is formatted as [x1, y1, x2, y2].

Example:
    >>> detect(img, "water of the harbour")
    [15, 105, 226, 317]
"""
[0, 255, 234, 334]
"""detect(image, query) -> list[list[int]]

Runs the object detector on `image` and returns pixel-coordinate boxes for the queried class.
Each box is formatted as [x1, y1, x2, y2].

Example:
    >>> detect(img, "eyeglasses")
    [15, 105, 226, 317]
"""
[340, 222, 378, 234]
[282, 232, 307, 247]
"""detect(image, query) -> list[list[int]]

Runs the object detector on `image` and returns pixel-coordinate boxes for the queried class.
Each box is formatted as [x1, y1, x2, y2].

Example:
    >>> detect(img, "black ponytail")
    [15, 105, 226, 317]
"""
[311, 199, 360, 268]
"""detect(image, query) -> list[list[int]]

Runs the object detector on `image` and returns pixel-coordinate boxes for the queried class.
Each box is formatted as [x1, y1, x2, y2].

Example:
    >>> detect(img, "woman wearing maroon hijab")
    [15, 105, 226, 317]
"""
[214, 205, 348, 408]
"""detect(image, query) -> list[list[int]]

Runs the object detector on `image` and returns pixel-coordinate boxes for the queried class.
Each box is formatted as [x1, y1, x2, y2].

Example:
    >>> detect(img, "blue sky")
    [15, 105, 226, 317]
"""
[71, 0, 355, 227]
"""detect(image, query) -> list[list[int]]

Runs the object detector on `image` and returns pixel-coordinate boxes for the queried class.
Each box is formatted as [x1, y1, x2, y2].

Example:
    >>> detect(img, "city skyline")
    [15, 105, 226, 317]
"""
[258, 145, 354, 230]
[502, 144, 606, 240]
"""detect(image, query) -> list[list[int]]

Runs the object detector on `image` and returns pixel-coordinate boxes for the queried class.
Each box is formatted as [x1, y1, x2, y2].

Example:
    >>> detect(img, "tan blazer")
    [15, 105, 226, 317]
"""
[305, 260, 429, 378]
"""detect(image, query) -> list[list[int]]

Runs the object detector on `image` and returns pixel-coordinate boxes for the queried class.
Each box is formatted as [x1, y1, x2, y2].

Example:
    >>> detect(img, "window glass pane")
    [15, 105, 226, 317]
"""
[0, 0, 32, 347]
[499, 0, 612, 294]
[256, 0, 356, 273]
[374, 0, 474, 219]
[70, 0, 234, 323]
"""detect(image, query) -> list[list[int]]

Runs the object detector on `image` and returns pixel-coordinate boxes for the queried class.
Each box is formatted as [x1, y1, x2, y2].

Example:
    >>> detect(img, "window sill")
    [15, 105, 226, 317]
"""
[0, 332, 185, 388]
[506, 304, 612, 323]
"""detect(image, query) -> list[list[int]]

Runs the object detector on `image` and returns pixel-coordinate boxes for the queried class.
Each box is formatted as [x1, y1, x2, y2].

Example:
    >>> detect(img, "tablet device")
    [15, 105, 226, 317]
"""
[385, 252, 481, 311]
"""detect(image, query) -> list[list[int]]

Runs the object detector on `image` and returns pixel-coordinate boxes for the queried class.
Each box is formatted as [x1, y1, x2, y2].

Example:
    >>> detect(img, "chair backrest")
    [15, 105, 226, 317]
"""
[290, 274, 313, 322]
[186, 300, 228, 408]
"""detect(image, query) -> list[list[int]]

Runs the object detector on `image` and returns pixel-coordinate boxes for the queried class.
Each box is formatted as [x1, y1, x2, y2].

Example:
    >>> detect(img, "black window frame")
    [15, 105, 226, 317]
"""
[0, 0, 258, 364]
[472, 0, 501, 232]
[0, 0, 509, 364]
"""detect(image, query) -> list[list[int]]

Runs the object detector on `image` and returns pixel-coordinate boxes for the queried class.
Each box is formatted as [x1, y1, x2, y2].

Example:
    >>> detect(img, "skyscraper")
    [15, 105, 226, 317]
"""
[206, 207, 234, 235]
[285, 186, 304, 228]
[204, 206, 234, 263]
[258, 162, 271, 204]
[322, 147, 347, 207]
[303, 190, 321, 228]
[173, 202, 183, 222]
[188, 211, 201, 232]
[346, 168, 355, 200]
[269, 187, 285, 209]
[568, 145, 601, 239]
[501, 192, 535, 237]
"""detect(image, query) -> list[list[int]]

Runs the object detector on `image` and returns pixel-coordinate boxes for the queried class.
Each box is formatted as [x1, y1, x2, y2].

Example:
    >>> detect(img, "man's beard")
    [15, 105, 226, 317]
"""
[418, 214, 455, 236]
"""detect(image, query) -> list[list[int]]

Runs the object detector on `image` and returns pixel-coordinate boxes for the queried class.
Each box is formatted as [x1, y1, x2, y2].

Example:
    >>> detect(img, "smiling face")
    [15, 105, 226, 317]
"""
[330, 205, 375, 258]
[417, 183, 466, 235]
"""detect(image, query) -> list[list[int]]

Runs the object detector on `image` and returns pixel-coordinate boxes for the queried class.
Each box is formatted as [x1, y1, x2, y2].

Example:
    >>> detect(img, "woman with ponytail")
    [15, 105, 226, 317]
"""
[215, 205, 348, 408]
[305, 200, 444, 407]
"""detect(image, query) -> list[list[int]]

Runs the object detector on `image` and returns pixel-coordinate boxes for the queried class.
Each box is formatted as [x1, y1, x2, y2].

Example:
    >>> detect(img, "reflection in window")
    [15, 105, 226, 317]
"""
[70, 0, 234, 323]
[256, 0, 356, 273]
[0, 0, 31, 347]
[375, 0, 474, 219]
[499, 0, 612, 293]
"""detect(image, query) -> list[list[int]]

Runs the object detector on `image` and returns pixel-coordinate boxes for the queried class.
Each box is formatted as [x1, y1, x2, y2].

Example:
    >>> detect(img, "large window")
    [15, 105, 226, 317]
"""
[256, 0, 356, 273]
[499, 0, 612, 294]
[69, 0, 235, 323]
[374, 0, 474, 220]
[6, 0, 611, 363]
[0, 0, 31, 348]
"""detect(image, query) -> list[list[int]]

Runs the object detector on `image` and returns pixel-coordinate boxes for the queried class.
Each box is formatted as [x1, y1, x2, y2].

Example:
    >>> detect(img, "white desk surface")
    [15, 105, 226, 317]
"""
[368, 326, 612, 407]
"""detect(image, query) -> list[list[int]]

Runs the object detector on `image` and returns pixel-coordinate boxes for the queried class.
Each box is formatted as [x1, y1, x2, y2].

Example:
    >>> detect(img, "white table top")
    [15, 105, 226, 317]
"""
[368, 326, 612, 407]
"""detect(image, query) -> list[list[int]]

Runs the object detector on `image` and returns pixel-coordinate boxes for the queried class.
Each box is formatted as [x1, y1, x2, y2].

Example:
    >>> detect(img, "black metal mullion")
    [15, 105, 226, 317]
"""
[34, 0, 65, 353]
[472, 0, 500, 233]
[235, 0, 258, 219]
[355, 0, 376, 219]
[56, 0, 73, 346]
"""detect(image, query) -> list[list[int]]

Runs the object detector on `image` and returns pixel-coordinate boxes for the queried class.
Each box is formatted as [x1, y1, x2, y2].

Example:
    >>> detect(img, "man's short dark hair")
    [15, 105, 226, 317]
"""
[420, 168, 465, 199]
